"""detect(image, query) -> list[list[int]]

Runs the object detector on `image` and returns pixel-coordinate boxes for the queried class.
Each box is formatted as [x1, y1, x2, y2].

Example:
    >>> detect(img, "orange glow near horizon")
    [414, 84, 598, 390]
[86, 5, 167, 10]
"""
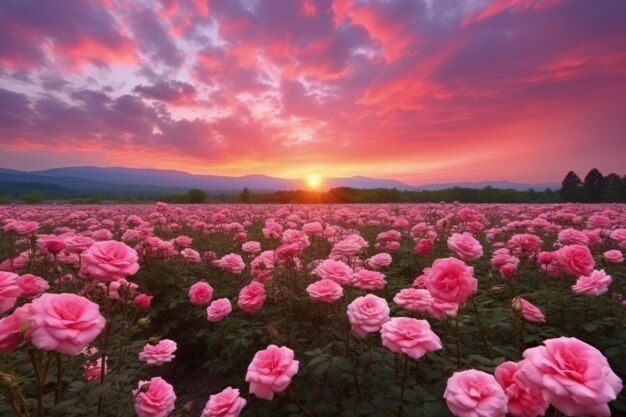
[305, 174, 323, 189]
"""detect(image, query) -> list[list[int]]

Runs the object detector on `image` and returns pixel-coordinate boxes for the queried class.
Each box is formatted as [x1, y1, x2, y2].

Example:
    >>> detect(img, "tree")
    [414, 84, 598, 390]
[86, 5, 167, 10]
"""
[185, 188, 207, 203]
[582, 168, 606, 202]
[560, 171, 582, 202]
[602, 173, 624, 202]
[241, 187, 251, 203]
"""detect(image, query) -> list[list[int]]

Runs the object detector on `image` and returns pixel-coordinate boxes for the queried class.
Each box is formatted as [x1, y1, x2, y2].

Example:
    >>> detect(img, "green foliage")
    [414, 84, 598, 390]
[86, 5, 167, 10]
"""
[21, 191, 45, 204]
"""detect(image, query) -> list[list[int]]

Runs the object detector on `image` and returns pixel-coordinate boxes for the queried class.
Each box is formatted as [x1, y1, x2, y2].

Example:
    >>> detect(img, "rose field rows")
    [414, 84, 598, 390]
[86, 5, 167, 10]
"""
[0, 203, 625, 417]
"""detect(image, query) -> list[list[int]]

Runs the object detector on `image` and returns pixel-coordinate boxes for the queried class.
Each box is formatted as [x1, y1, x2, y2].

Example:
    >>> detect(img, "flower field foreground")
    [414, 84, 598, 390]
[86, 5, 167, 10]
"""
[0, 202, 625, 417]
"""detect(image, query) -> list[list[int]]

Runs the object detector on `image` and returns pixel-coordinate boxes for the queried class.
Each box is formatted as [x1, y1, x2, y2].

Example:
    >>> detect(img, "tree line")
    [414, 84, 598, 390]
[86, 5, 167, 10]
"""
[560, 169, 626, 202]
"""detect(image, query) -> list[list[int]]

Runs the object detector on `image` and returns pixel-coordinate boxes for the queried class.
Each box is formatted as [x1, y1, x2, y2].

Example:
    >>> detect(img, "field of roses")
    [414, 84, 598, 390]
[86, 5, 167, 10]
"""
[1, 202, 625, 417]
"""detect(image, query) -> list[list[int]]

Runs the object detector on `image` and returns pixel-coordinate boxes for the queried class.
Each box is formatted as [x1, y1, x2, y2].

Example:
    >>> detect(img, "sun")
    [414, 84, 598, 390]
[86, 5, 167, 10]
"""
[305, 174, 323, 190]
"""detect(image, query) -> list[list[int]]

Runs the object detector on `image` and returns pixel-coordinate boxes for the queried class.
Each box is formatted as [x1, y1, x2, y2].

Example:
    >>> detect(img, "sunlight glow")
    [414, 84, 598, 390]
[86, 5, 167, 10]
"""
[305, 173, 323, 189]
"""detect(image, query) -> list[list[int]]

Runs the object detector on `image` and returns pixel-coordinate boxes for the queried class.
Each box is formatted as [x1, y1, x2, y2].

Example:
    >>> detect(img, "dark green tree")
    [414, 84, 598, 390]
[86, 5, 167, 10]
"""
[241, 187, 251, 203]
[560, 171, 582, 202]
[185, 188, 207, 203]
[583, 168, 606, 202]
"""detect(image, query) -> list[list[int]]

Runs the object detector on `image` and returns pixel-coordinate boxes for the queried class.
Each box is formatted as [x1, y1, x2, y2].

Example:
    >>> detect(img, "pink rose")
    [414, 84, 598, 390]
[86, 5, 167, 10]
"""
[238, 282, 266, 313]
[603, 250, 623, 263]
[306, 279, 343, 303]
[213, 254, 245, 274]
[0, 306, 28, 353]
[494, 361, 548, 417]
[174, 235, 192, 248]
[444, 369, 508, 417]
[537, 251, 554, 264]
[201, 387, 246, 417]
[517, 337, 622, 417]
[14, 221, 40, 236]
[346, 294, 390, 338]
[242, 241, 261, 254]
[189, 281, 214, 306]
[506, 234, 543, 257]
[134, 377, 176, 417]
[424, 257, 477, 305]
[207, 298, 232, 322]
[63, 235, 95, 253]
[245, 345, 299, 400]
[39, 236, 65, 255]
[380, 317, 442, 359]
[426, 297, 459, 320]
[17, 274, 50, 298]
[83, 357, 109, 382]
[511, 297, 545, 323]
[0, 271, 22, 313]
[447, 233, 483, 261]
[499, 263, 517, 280]
[415, 239, 433, 256]
[80, 240, 140, 282]
[572, 269, 612, 296]
[555, 244, 595, 277]
[313, 259, 353, 286]
[366, 253, 392, 270]
[29, 293, 106, 356]
[139, 339, 177, 366]
[134, 293, 153, 309]
[181, 248, 201, 264]
[393, 288, 433, 313]
[351, 269, 386, 290]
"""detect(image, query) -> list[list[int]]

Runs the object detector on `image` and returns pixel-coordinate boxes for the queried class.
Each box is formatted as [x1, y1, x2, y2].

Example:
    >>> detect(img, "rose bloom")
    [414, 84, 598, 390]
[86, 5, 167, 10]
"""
[14, 221, 40, 236]
[207, 298, 233, 322]
[83, 357, 109, 382]
[499, 263, 517, 281]
[554, 244, 595, 277]
[134, 377, 176, 417]
[238, 282, 266, 313]
[380, 317, 442, 359]
[351, 269, 386, 290]
[558, 228, 590, 246]
[91, 229, 113, 241]
[517, 337, 622, 417]
[424, 257, 477, 305]
[17, 274, 50, 298]
[213, 254, 246, 274]
[447, 233, 483, 261]
[189, 281, 214, 306]
[201, 387, 247, 417]
[494, 361, 548, 417]
[415, 239, 433, 256]
[346, 294, 390, 338]
[80, 240, 140, 282]
[571, 269, 612, 296]
[0, 271, 23, 314]
[306, 279, 343, 303]
[106, 279, 138, 300]
[0, 306, 28, 353]
[393, 288, 433, 313]
[366, 253, 392, 270]
[537, 251, 554, 265]
[63, 235, 95, 253]
[245, 345, 299, 400]
[181, 248, 201, 264]
[29, 293, 106, 356]
[139, 339, 177, 366]
[426, 297, 460, 320]
[444, 369, 508, 417]
[313, 259, 353, 286]
[39, 236, 65, 255]
[506, 234, 543, 257]
[603, 249, 624, 263]
[511, 297, 545, 323]
[134, 293, 153, 309]
[174, 235, 192, 248]
[242, 241, 261, 254]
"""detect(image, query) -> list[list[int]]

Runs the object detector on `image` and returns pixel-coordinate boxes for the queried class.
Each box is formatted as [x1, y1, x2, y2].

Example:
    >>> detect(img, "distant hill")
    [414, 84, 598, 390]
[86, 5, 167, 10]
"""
[0, 166, 560, 194]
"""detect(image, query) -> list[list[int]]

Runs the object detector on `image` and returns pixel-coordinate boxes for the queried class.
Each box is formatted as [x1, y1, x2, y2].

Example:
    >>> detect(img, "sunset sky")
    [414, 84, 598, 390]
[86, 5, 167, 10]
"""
[1, 0, 625, 184]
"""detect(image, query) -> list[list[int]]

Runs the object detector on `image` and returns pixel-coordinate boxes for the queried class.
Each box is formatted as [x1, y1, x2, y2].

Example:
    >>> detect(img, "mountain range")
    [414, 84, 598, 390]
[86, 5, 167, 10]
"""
[0, 166, 560, 195]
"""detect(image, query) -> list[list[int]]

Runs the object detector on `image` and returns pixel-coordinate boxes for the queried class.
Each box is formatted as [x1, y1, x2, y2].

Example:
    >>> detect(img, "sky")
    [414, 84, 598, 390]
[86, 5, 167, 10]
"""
[1, 0, 625, 185]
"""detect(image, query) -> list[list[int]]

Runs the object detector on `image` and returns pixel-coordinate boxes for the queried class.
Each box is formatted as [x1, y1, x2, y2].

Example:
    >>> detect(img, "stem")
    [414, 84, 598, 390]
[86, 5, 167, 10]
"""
[29, 351, 44, 417]
[469, 297, 493, 360]
[398, 355, 409, 417]
[454, 317, 461, 369]
[54, 353, 64, 404]
[286, 386, 314, 417]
